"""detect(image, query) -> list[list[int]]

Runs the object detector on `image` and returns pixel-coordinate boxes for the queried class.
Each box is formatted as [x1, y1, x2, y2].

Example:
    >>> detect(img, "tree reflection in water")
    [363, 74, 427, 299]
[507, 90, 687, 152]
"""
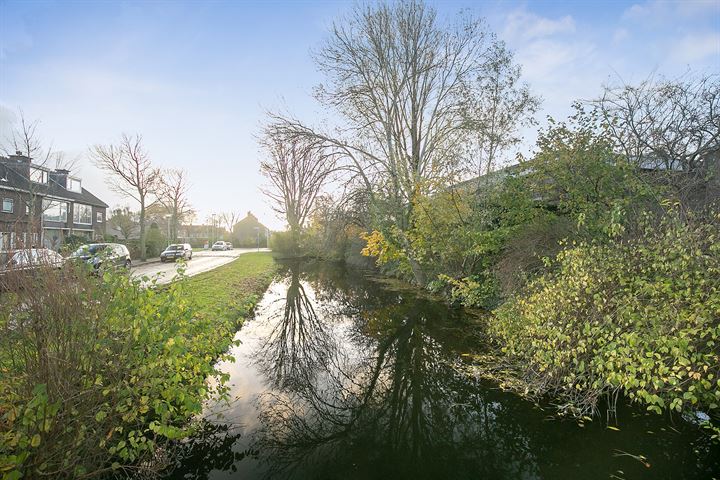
[254, 262, 337, 391]
[168, 421, 257, 479]
[252, 262, 540, 479]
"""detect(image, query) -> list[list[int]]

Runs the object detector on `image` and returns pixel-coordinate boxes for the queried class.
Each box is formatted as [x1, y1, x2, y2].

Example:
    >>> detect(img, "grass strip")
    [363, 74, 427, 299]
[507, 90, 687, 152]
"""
[182, 251, 278, 325]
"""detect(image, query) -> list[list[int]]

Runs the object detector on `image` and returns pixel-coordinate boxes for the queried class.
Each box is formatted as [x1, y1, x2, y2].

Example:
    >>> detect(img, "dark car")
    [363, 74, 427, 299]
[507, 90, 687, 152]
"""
[160, 243, 193, 262]
[71, 243, 131, 270]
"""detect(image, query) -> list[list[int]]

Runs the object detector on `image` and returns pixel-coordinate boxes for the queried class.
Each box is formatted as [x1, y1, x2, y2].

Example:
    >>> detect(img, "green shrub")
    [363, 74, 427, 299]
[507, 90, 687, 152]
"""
[268, 231, 296, 257]
[0, 257, 272, 478]
[489, 211, 720, 430]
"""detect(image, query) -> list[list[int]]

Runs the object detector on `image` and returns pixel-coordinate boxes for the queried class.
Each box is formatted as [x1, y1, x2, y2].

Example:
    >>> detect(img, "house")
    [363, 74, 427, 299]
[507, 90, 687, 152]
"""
[232, 211, 268, 248]
[0, 151, 108, 252]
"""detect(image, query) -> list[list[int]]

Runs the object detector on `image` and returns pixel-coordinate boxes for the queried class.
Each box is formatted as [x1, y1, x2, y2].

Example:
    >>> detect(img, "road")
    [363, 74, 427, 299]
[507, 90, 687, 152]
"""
[131, 248, 270, 284]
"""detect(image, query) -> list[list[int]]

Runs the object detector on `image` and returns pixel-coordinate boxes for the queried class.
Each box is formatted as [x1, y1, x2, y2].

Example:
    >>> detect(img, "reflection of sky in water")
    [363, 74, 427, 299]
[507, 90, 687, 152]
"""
[171, 262, 720, 480]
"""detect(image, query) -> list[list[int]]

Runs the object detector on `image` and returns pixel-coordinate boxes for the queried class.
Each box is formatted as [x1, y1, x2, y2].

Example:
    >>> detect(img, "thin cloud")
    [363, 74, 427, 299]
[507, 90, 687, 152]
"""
[623, 0, 720, 22]
[503, 8, 576, 42]
[670, 32, 720, 63]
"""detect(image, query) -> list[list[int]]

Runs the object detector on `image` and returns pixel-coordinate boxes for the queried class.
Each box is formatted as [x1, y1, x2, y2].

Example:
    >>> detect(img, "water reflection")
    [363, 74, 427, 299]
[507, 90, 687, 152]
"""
[252, 262, 543, 479]
[255, 265, 337, 391]
[169, 421, 256, 479]
[170, 261, 720, 480]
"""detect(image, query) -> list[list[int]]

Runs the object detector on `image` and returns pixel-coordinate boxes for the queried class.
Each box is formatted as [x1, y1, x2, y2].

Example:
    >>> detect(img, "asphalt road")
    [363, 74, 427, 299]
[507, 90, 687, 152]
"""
[131, 248, 270, 284]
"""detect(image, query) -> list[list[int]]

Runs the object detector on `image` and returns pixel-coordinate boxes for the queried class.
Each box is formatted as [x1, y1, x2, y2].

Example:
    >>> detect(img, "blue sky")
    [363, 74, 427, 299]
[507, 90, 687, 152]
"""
[1, 0, 718, 230]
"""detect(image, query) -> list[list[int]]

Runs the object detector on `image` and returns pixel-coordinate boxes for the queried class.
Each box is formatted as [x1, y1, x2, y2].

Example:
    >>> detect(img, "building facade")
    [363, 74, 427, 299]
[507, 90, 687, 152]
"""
[232, 211, 268, 248]
[0, 152, 108, 252]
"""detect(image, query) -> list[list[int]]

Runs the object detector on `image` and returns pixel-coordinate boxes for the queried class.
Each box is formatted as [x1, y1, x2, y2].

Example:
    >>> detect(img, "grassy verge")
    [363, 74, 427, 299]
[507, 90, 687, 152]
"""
[184, 251, 278, 325]
[0, 253, 277, 479]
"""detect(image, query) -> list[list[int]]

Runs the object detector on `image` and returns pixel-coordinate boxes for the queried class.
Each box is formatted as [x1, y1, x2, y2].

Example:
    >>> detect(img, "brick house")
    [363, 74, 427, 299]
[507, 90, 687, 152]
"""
[0, 151, 108, 252]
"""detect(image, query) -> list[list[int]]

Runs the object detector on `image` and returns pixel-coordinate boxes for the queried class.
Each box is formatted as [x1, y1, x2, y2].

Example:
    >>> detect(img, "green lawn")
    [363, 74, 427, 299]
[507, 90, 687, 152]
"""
[183, 251, 277, 324]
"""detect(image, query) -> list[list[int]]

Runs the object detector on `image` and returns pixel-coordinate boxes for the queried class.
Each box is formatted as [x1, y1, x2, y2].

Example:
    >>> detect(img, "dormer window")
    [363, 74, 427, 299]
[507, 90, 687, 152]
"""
[67, 177, 82, 192]
[30, 167, 47, 184]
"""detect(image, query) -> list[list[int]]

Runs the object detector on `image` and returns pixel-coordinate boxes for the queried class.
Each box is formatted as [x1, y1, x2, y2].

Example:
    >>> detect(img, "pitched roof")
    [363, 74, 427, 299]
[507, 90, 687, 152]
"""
[0, 160, 109, 208]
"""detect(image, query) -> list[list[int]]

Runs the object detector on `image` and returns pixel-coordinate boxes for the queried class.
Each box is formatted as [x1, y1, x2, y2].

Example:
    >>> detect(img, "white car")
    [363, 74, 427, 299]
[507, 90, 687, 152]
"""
[211, 241, 228, 251]
[5, 248, 65, 270]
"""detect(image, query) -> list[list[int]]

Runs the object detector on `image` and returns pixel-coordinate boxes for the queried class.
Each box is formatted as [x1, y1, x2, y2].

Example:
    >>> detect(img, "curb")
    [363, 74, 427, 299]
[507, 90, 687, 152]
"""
[132, 258, 162, 267]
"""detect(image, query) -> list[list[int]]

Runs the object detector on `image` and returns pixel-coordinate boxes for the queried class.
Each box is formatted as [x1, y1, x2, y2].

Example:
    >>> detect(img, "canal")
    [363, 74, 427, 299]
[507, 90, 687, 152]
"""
[169, 261, 719, 479]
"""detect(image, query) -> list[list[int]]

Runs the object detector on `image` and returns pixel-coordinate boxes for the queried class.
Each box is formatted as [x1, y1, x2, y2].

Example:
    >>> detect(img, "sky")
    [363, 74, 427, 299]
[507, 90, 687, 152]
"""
[0, 0, 718, 230]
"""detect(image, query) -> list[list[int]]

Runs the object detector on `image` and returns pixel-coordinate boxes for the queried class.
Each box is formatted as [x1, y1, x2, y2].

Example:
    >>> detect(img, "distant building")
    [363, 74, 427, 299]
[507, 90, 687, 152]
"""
[177, 223, 228, 247]
[232, 211, 268, 248]
[0, 152, 108, 251]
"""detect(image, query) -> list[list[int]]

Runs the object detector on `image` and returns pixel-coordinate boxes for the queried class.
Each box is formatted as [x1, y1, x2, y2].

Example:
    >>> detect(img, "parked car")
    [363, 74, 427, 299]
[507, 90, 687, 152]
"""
[4, 248, 65, 271]
[70, 243, 131, 270]
[211, 241, 228, 251]
[0, 248, 66, 290]
[160, 243, 193, 262]
[226, 242, 233, 250]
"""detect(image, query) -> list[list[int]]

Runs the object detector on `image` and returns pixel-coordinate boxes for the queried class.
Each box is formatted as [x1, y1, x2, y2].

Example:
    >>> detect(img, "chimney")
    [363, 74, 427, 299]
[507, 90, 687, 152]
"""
[9, 151, 31, 164]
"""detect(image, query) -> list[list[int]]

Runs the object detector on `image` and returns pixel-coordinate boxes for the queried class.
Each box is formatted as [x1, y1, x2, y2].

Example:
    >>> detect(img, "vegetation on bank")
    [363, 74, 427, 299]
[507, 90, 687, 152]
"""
[0, 253, 276, 479]
[491, 213, 719, 424]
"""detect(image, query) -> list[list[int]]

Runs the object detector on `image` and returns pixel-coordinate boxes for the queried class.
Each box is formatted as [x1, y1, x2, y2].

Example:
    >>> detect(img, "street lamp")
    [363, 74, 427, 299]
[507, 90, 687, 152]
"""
[210, 213, 217, 246]
[164, 214, 173, 246]
[253, 226, 260, 252]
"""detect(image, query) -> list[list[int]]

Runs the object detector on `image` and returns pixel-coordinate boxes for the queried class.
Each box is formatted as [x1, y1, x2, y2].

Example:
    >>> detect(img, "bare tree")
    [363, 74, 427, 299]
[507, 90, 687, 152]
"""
[52, 151, 81, 174]
[157, 169, 194, 243]
[260, 135, 337, 255]
[266, 0, 531, 283]
[219, 211, 240, 234]
[465, 42, 541, 177]
[91, 134, 161, 260]
[594, 72, 720, 173]
[0, 110, 65, 247]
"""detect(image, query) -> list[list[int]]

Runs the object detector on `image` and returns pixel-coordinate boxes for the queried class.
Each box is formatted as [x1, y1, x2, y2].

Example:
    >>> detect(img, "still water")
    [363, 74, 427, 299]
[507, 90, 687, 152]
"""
[169, 261, 719, 479]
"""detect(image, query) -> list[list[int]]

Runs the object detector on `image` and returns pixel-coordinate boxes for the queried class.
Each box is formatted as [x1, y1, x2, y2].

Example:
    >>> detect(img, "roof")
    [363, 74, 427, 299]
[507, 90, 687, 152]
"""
[0, 160, 109, 208]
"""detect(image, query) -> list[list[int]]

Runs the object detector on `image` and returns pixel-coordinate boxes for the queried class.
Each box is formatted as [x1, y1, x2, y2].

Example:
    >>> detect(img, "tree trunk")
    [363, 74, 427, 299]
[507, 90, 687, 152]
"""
[407, 256, 426, 286]
[139, 202, 147, 261]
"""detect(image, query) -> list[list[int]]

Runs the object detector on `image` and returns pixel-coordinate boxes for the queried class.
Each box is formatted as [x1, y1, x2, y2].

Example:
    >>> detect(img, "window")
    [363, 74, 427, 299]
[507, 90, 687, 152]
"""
[96, 211, 103, 223]
[25, 202, 31, 215]
[30, 167, 48, 184]
[73, 204, 92, 224]
[2, 198, 13, 213]
[42, 199, 68, 222]
[67, 177, 82, 192]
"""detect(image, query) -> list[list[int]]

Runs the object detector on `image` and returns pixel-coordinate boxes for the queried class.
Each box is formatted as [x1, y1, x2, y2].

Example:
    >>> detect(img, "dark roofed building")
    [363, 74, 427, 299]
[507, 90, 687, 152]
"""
[0, 151, 108, 252]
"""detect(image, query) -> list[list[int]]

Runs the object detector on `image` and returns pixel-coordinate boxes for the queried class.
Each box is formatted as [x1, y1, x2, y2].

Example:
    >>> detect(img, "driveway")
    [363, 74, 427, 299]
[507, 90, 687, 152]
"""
[131, 248, 269, 284]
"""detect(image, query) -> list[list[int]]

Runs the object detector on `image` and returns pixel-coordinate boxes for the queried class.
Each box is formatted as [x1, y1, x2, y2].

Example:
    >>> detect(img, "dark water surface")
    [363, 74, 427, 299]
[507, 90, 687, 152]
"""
[169, 261, 719, 480]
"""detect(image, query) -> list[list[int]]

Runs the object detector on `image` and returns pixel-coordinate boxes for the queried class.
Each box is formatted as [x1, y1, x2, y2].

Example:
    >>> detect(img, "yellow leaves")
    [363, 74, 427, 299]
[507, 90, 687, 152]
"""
[30, 434, 41, 448]
[360, 230, 403, 265]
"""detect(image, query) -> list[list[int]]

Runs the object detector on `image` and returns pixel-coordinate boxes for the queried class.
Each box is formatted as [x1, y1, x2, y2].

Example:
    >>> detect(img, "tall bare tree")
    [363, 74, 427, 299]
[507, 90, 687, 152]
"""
[260, 135, 337, 255]
[266, 0, 531, 283]
[594, 72, 719, 173]
[91, 134, 160, 260]
[157, 169, 194, 243]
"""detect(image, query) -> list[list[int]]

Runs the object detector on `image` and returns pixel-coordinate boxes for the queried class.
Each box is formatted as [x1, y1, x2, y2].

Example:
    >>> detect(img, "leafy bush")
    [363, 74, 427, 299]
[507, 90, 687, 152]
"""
[0, 258, 272, 478]
[489, 211, 720, 429]
[268, 230, 296, 258]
